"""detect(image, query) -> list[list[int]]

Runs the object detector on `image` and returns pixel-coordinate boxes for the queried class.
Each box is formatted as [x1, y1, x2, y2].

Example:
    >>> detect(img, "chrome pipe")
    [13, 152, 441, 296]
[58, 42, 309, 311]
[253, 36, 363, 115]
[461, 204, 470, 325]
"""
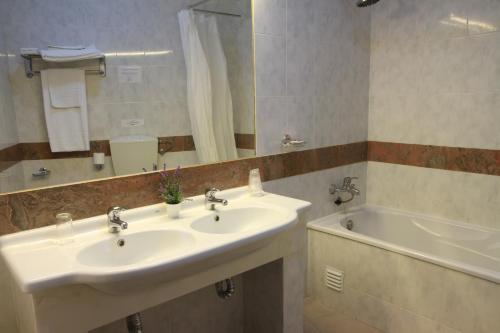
[215, 278, 235, 299]
[126, 313, 143, 333]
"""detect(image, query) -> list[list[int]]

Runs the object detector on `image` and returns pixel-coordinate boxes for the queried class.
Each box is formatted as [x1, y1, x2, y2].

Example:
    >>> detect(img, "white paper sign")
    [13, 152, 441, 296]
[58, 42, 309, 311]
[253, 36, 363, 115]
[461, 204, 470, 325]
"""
[118, 66, 143, 83]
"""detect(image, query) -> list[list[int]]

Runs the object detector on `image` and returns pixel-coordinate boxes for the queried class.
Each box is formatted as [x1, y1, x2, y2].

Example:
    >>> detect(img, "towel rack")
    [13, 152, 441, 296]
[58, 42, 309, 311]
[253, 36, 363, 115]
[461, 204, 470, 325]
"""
[21, 54, 106, 78]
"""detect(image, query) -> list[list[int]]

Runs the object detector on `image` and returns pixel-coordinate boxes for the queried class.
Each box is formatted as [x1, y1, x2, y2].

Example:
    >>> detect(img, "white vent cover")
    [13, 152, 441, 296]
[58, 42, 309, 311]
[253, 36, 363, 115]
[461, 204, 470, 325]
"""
[325, 266, 344, 292]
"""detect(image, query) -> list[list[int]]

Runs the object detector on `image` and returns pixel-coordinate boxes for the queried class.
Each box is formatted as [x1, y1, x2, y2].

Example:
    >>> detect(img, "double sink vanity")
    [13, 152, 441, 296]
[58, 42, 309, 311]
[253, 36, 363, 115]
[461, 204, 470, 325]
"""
[0, 187, 311, 333]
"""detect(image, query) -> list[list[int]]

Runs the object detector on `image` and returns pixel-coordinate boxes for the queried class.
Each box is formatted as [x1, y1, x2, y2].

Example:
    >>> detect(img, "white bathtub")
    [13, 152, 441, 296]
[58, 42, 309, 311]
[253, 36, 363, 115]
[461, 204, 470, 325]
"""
[308, 204, 500, 284]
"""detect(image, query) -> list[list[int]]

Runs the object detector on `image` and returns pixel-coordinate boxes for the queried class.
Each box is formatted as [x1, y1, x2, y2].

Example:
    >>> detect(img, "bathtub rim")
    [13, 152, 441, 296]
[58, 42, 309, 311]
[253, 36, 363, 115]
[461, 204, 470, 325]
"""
[307, 204, 500, 284]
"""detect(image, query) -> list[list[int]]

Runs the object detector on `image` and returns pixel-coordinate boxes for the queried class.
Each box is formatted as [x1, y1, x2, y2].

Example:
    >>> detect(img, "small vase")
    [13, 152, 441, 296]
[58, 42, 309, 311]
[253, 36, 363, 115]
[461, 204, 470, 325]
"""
[166, 203, 182, 219]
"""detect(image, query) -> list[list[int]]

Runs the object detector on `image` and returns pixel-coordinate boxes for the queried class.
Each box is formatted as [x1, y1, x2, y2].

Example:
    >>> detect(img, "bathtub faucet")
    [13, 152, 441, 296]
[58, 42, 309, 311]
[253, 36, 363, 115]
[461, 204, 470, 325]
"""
[330, 177, 360, 206]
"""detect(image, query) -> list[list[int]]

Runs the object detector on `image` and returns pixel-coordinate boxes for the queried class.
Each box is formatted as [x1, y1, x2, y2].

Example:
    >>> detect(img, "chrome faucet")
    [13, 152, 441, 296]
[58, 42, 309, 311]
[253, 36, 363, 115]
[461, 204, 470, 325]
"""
[330, 177, 361, 206]
[107, 207, 128, 233]
[205, 188, 228, 211]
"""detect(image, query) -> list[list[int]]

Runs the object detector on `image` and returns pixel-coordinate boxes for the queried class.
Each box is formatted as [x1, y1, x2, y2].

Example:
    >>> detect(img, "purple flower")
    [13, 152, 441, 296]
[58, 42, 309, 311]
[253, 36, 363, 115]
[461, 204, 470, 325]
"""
[173, 165, 181, 177]
[158, 166, 183, 204]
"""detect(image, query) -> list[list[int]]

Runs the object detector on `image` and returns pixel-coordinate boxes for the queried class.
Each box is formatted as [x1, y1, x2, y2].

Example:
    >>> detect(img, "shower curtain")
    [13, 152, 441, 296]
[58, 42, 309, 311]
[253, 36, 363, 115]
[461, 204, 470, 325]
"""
[178, 9, 238, 164]
[178, 9, 219, 164]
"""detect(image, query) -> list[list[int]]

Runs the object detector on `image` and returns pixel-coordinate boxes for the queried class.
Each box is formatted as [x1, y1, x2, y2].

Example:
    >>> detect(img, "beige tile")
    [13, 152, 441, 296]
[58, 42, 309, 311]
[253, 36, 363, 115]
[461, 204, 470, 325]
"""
[304, 319, 321, 333]
[308, 227, 500, 333]
[304, 298, 383, 333]
[313, 313, 383, 333]
[304, 298, 332, 322]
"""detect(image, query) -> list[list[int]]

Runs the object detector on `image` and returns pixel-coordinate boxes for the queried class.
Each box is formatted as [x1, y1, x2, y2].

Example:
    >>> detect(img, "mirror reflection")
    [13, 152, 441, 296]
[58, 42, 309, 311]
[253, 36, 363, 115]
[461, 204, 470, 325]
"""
[0, 0, 255, 194]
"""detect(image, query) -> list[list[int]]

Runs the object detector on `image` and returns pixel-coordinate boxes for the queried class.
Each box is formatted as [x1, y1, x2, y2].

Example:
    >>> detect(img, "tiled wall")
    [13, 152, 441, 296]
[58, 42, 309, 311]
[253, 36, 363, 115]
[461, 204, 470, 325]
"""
[367, 0, 500, 228]
[264, 162, 367, 223]
[254, 0, 370, 155]
[252, 0, 373, 221]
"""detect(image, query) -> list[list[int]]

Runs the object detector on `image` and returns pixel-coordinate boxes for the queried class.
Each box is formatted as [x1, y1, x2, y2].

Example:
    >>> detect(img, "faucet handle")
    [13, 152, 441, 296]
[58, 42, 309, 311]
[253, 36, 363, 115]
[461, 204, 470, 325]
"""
[343, 176, 358, 187]
[107, 206, 126, 220]
[205, 188, 220, 198]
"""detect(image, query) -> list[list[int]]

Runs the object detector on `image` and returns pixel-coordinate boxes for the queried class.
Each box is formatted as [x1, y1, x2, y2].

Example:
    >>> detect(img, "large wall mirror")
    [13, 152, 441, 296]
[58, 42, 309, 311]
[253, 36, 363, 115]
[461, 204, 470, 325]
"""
[0, 0, 255, 194]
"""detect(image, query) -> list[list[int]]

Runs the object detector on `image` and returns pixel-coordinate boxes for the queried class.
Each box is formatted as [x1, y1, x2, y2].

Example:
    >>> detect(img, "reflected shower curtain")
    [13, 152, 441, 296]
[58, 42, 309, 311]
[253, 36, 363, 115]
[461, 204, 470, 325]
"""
[178, 9, 238, 164]
[196, 14, 238, 161]
[178, 9, 219, 164]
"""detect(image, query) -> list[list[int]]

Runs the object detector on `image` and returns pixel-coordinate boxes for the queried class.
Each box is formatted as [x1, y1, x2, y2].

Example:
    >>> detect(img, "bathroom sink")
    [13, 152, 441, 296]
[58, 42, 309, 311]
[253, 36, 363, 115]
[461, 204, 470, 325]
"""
[77, 230, 195, 267]
[190, 207, 287, 234]
[0, 187, 311, 294]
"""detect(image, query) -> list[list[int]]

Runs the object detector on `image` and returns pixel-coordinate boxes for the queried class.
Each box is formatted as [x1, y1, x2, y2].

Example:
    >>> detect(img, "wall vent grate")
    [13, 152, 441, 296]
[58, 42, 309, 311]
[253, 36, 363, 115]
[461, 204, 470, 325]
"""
[325, 266, 344, 292]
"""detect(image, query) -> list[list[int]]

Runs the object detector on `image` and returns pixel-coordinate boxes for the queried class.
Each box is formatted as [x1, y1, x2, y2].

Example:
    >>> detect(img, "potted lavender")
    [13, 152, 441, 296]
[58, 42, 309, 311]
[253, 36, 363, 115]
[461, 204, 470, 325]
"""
[159, 166, 183, 218]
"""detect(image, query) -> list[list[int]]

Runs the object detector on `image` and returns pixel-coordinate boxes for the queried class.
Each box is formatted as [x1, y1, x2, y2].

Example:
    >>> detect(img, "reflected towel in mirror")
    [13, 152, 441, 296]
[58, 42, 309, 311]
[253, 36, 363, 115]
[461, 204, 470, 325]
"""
[41, 69, 90, 152]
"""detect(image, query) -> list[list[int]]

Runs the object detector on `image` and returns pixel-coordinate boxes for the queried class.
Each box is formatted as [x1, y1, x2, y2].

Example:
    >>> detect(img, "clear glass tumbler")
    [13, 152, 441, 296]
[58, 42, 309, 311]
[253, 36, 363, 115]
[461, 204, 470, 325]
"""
[55, 213, 75, 245]
[248, 168, 264, 196]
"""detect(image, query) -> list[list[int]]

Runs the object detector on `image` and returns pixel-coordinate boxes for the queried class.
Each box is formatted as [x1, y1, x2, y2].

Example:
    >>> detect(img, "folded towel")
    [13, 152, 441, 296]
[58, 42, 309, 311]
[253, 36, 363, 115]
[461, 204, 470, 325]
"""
[41, 69, 90, 152]
[40, 45, 103, 62]
[46, 69, 83, 108]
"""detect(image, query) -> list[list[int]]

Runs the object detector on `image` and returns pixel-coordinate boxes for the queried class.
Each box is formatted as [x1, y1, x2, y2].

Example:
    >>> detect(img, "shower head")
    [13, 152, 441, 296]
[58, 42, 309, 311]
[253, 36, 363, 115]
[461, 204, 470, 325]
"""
[356, 0, 380, 7]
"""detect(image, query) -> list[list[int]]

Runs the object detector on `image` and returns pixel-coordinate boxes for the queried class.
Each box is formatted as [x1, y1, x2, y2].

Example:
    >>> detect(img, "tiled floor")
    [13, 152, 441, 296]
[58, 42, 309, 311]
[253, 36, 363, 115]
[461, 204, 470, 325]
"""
[304, 298, 383, 333]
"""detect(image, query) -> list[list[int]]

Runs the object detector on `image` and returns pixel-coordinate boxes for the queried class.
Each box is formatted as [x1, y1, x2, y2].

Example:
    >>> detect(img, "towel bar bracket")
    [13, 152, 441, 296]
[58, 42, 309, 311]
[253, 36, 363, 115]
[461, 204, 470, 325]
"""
[21, 54, 106, 78]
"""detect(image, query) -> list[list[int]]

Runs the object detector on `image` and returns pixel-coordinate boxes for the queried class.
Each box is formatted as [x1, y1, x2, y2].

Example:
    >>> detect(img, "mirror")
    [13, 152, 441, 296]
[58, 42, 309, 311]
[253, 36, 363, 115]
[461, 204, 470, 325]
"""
[0, 0, 255, 194]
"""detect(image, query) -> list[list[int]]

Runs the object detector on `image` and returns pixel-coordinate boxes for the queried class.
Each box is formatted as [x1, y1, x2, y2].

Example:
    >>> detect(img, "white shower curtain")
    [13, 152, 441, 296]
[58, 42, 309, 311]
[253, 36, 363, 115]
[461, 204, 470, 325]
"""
[178, 9, 238, 163]
[196, 14, 238, 161]
[178, 9, 219, 164]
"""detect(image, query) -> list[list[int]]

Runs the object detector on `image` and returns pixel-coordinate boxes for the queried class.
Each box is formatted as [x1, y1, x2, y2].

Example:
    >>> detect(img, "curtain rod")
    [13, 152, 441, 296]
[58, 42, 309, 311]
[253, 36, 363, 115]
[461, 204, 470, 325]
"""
[189, 0, 212, 8]
[193, 8, 242, 17]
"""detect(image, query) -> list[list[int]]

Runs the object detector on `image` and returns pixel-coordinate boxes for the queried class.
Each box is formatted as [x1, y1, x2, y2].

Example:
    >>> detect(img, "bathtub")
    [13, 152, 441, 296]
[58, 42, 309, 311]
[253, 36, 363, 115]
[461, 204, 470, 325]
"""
[307, 204, 500, 284]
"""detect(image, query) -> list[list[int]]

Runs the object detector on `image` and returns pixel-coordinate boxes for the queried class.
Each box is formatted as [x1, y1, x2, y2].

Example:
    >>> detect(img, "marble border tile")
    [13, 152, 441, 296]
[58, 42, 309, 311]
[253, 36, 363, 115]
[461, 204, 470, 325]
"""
[18, 141, 111, 160]
[235, 133, 256, 150]
[0, 142, 366, 235]
[368, 141, 500, 176]
[0, 134, 256, 164]
[6, 140, 498, 235]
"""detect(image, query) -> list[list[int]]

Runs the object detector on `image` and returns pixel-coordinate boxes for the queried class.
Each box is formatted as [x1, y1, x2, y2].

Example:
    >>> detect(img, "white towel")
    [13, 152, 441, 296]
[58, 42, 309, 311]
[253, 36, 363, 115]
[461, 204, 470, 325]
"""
[40, 45, 103, 62]
[41, 69, 90, 152]
[46, 69, 83, 108]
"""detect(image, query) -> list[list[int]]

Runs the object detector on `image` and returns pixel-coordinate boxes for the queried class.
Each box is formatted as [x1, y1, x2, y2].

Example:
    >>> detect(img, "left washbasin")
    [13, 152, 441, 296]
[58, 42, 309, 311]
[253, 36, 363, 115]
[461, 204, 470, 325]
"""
[77, 230, 195, 268]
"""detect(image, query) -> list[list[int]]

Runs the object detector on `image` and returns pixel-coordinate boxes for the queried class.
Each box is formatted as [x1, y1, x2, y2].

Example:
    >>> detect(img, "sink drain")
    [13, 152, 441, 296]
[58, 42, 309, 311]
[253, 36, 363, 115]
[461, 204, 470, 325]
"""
[345, 219, 354, 231]
[117, 239, 125, 247]
[214, 215, 220, 222]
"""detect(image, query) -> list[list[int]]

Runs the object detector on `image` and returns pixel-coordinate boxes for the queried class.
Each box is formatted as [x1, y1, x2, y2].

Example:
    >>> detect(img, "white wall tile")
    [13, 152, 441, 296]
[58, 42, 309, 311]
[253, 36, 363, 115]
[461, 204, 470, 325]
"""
[466, 0, 500, 35]
[256, 96, 287, 155]
[367, 162, 500, 229]
[370, 0, 500, 150]
[254, 0, 285, 36]
[264, 162, 367, 223]
[255, 33, 286, 97]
